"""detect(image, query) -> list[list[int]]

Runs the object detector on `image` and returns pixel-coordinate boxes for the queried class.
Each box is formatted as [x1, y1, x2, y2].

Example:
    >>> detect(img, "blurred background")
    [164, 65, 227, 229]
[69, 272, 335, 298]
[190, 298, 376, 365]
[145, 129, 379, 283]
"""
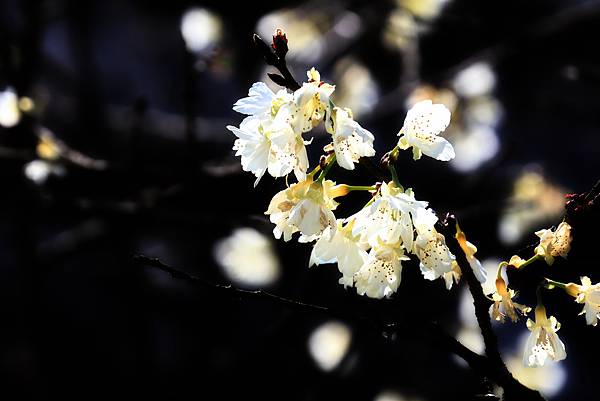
[0, 0, 598, 400]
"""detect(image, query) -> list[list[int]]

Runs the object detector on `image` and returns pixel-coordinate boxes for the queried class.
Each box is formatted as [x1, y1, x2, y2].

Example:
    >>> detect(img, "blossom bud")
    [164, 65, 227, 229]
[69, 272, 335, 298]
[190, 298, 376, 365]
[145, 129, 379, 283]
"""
[271, 28, 288, 59]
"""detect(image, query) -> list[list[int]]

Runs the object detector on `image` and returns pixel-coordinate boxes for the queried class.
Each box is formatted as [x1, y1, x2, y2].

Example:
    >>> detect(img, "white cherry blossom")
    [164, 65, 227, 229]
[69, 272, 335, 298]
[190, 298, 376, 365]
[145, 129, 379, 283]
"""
[329, 107, 375, 170]
[566, 276, 600, 326]
[293, 68, 335, 133]
[413, 225, 455, 282]
[354, 241, 410, 299]
[523, 306, 566, 367]
[535, 221, 572, 265]
[397, 99, 454, 161]
[309, 219, 368, 288]
[265, 178, 342, 242]
[227, 112, 308, 186]
[232, 82, 292, 116]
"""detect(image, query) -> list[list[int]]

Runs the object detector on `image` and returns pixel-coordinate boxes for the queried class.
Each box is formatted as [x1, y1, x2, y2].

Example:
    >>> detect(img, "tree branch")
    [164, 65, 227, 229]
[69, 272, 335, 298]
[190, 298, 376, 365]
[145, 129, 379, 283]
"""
[133, 253, 542, 399]
[439, 215, 545, 401]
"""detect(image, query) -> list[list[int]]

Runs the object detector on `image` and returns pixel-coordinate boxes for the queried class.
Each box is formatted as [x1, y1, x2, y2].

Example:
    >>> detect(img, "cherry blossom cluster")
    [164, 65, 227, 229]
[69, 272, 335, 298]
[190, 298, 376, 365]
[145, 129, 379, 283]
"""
[227, 66, 480, 300]
[227, 47, 598, 371]
[487, 220, 600, 367]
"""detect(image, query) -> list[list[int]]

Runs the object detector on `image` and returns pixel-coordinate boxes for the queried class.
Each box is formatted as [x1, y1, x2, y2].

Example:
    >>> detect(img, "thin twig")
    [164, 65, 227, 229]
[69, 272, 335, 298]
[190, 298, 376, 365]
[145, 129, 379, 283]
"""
[133, 254, 491, 373]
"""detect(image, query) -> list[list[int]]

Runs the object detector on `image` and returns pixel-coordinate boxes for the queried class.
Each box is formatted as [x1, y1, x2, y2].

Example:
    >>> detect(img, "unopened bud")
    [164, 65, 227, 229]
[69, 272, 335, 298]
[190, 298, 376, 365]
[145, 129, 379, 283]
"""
[271, 28, 288, 59]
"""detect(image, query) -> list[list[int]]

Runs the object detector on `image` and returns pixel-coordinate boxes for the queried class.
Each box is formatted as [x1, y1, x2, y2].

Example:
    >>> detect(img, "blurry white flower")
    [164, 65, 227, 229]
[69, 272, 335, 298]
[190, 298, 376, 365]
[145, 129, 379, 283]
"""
[397, 100, 454, 161]
[354, 241, 409, 299]
[265, 178, 342, 242]
[523, 306, 566, 367]
[180, 8, 223, 54]
[309, 219, 368, 288]
[450, 126, 499, 173]
[452, 62, 496, 98]
[399, 0, 449, 20]
[456, 326, 485, 356]
[23, 159, 64, 184]
[0, 87, 21, 128]
[535, 221, 572, 265]
[214, 227, 280, 287]
[329, 107, 375, 170]
[308, 321, 352, 371]
[498, 170, 566, 245]
[566, 276, 600, 326]
[333, 58, 379, 117]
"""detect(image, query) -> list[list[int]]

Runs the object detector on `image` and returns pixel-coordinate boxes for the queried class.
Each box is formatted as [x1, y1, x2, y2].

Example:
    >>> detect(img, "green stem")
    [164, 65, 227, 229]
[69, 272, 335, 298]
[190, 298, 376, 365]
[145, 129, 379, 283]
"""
[517, 254, 542, 270]
[496, 261, 508, 280]
[344, 185, 377, 192]
[544, 277, 568, 290]
[317, 154, 336, 182]
[388, 165, 404, 191]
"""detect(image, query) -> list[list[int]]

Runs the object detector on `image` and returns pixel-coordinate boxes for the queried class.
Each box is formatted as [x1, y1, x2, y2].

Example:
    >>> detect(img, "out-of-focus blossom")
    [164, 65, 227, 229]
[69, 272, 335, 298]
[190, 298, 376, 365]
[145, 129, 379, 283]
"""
[397, 100, 455, 161]
[566, 276, 600, 326]
[384, 0, 449, 51]
[506, 353, 566, 398]
[256, 9, 324, 63]
[308, 321, 352, 371]
[24, 159, 64, 184]
[37, 130, 62, 161]
[214, 227, 280, 288]
[333, 58, 379, 118]
[452, 62, 496, 98]
[523, 305, 566, 367]
[499, 169, 567, 245]
[534, 221, 572, 265]
[374, 389, 425, 401]
[398, 0, 450, 20]
[456, 326, 485, 356]
[0, 87, 21, 128]
[180, 8, 223, 54]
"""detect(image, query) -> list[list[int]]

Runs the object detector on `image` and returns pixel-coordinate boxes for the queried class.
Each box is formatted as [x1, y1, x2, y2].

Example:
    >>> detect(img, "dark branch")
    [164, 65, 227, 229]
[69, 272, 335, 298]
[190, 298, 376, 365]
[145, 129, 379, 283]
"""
[133, 254, 495, 381]
[439, 215, 545, 401]
[253, 34, 300, 91]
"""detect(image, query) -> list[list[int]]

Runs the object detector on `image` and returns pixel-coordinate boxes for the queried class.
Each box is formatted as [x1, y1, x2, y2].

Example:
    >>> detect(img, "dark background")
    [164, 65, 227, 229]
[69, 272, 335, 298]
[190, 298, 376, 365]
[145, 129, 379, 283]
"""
[0, 0, 598, 400]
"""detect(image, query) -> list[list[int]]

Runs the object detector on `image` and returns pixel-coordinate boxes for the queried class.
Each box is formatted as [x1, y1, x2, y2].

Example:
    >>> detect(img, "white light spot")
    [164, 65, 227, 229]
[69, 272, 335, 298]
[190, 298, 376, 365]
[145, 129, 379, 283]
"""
[0, 87, 21, 128]
[450, 125, 499, 172]
[214, 227, 280, 288]
[180, 8, 223, 54]
[333, 12, 361, 39]
[452, 62, 496, 98]
[308, 321, 352, 372]
[24, 159, 64, 184]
